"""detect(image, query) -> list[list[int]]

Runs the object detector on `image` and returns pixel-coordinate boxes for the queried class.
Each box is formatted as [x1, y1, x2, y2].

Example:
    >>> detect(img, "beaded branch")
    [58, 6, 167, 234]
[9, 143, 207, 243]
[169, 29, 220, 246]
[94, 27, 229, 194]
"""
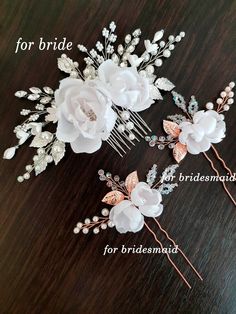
[74, 165, 203, 289]
[3, 21, 185, 182]
[146, 82, 236, 206]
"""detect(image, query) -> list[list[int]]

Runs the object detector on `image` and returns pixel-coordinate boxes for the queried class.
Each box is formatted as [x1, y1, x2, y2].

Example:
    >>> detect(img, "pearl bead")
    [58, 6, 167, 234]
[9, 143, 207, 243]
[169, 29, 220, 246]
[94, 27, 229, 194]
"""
[216, 98, 223, 105]
[206, 102, 214, 110]
[93, 228, 99, 234]
[82, 228, 89, 234]
[225, 86, 231, 92]
[146, 65, 154, 74]
[228, 99, 234, 104]
[108, 221, 114, 228]
[118, 124, 125, 133]
[74, 61, 79, 67]
[155, 59, 163, 67]
[159, 41, 165, 47]
[17, 176, 24, 183]
[37, 148, 45, 155]
[126, 122, 134, 130]
[223, 104, 230, 111]
[25, 165, 33, 172]
[73, 227, 80, 234]
[101, 223, 107, 230]
[163, 49, 171, 58]
[229, 82, 235, 88]
[83, 68, 90, 76]
[129, 133, 135, 140]
[92, 216, 99, 222]
[175, 35, 181, 42]
[180, 31, 185, 37]
[169, 44, 175, 50]
[77, 222, 83, 228]
[84, 218, 91, 224]
[121, 111, 130, 121]
[23, 172, 30, 180]
[168, 35, 174, 42]
[228, 91, 234, 98]
[220, 91, 227, 98]
[101, 208, 109, 216]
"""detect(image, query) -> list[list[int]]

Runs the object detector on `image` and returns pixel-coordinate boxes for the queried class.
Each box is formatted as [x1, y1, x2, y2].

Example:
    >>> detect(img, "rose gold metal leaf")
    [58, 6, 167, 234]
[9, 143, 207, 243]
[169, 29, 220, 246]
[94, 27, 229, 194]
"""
[163, 120, 180, 138]
[125, 171, 139, 193]
[102, 191, 125, 205]
[173, 142, 187, 163]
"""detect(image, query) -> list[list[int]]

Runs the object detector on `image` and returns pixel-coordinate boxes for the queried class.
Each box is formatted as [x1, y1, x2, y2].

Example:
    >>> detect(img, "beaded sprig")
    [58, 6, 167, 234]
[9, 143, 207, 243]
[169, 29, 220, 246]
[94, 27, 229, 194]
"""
[146, 82, 236, 206]
[3, 21, 185, 182]
[74, 164, 203, 289]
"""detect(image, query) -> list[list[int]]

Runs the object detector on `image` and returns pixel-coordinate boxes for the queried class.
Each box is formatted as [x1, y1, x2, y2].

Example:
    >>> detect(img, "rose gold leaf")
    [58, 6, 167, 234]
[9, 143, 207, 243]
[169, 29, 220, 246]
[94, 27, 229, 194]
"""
[125, 171, 139, 193]
[102, 191, 125, 205]
[163, 120, 180, 138]
[173, 142, 187, 163]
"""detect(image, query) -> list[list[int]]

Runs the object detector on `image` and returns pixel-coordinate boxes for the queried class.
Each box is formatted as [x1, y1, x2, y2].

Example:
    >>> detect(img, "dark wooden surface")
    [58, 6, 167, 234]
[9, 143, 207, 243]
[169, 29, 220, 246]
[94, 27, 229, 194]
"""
[0, 0, 236, 313]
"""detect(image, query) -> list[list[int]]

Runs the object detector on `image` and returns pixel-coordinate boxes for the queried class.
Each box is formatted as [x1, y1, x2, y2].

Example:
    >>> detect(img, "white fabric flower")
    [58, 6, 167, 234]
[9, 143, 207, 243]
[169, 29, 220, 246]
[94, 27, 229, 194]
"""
[131, 182, 163, 217]
[109, 182, 164, 234]
[179, 110, 226, 155]
[55, 78, 117, 153]
[96, 60, 154, 112]
[109, 200, 144, 233]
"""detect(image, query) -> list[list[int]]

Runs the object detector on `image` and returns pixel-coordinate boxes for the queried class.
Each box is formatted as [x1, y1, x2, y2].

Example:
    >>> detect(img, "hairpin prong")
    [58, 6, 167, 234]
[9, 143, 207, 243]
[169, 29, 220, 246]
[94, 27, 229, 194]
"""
[154, 219, 203, 281]
[144, 222, 192, 289]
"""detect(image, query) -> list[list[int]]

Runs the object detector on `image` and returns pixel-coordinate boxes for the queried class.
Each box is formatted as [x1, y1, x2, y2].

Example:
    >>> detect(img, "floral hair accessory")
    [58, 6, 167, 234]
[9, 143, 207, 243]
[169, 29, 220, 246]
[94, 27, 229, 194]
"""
[74, 165, 203, 289]
[3, 22, 185, 182]
[146, 82, 236, 205]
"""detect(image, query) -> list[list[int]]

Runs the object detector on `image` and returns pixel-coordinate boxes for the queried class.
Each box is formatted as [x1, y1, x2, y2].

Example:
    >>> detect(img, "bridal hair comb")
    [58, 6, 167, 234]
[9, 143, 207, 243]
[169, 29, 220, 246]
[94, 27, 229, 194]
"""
[146, 82, 236, 205]
[3, 21, 185, 182]
[74, 165, 203, 289]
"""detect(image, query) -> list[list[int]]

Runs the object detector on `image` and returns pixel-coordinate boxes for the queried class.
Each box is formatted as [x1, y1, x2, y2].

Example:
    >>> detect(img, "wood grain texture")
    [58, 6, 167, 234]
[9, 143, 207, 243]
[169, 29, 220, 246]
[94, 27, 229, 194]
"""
[0, 0, 236, 313]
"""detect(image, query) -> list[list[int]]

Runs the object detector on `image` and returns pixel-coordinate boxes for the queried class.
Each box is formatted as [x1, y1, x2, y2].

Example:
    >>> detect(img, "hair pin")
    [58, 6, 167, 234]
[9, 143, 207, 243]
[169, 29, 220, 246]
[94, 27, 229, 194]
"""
[146, 82, 236, 205]
[3, 21, 185, 182]
[74, 164, 203, 289]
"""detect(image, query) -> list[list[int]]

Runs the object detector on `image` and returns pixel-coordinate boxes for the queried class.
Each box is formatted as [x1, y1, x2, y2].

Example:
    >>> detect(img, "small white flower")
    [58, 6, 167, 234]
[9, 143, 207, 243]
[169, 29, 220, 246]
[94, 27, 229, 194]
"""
[84, 57, 94, 65]
[55, 78, 117, 154]
[96, 41, 103, 51]
[109, 34, 117, 42]
[96, 60, 154, 112]
[35, 104, 44, 111]
[144, 40, 158, 53]
[109, 200, 144, 233]
[77, 44, 87, 52]
[97, 55, 104, 64]
[109, 182, 163, 234]
[102, 28, 109, 38]
[107, 45, 114, 54]
[109, 21, 116, 32]
[16, 130, 29, 144]
[28, 122, 43, 135]
[131, 182, 163, 217]
[179, 110, 226, 154]
[90, 49, 97, 58]
[45, 107, 58, 123]
[127, 54, 143, 67]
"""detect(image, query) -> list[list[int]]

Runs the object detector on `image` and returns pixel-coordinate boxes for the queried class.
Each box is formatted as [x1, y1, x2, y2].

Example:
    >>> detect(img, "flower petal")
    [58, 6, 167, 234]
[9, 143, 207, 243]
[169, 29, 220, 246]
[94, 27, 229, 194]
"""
[70, 135, 102, 153]
[56, 116, 80, 143]
[139, 203, 163, 218]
